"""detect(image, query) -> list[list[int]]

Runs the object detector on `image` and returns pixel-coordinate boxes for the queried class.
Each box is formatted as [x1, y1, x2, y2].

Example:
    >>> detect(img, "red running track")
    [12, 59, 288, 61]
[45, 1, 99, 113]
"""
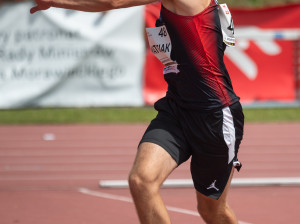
[0, 123, 300, 224]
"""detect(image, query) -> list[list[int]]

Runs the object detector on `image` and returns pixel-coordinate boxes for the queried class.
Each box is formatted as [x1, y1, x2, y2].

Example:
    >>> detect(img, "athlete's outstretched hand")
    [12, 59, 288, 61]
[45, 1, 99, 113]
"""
[30, 0, 52, 14]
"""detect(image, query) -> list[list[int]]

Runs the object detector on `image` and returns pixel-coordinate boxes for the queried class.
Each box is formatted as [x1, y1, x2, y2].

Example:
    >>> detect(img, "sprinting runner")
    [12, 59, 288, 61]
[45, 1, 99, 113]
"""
[31, 0, 244, 223]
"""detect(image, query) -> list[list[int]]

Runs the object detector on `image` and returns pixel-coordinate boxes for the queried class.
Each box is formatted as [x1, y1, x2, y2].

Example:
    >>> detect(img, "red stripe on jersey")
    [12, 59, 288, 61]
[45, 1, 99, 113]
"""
[160, 0, 238, 109]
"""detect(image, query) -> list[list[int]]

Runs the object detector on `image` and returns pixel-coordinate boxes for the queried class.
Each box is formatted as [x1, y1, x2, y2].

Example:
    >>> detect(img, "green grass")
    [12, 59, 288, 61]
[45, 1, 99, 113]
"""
[0, 107, 299, 124]
[243, 107, 300, 122]
[0, 107, 157, 124]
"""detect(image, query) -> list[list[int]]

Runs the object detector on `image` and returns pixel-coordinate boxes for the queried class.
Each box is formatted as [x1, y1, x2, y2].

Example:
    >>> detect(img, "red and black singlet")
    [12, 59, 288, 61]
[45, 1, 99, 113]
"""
[158, 0, 240, 111]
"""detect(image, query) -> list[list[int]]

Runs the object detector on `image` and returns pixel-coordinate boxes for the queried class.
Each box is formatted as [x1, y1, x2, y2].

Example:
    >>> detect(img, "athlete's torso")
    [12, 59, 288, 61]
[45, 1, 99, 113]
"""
[158, 0, 239, 111]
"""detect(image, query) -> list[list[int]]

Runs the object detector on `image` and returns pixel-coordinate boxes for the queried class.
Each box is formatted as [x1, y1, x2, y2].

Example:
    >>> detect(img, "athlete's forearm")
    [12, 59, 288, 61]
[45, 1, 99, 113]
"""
[46, 0, 157, 12]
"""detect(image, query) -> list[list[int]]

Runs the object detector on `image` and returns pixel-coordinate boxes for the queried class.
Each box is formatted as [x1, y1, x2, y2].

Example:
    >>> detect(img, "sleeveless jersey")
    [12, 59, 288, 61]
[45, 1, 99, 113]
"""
[158, 0, 240, 111]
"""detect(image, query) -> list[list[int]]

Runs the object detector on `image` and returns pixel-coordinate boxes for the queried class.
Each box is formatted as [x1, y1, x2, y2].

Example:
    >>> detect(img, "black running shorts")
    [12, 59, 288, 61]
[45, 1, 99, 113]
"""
[139, 97, 244, 199]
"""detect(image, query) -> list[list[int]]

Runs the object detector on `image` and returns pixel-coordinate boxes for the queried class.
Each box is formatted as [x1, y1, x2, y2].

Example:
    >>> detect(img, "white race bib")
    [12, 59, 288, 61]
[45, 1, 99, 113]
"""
[146, 25, 177, 66]
[219, 3, 235, 47]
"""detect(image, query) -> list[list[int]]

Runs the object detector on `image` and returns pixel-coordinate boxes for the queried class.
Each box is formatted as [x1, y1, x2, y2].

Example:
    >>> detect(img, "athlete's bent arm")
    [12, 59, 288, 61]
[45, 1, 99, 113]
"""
[30, 0, 158, 14]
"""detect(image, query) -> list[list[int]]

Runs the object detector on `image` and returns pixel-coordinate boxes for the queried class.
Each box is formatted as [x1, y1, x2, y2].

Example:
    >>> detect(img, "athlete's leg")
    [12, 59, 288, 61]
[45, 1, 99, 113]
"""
[128, 142, 178, 224]
[196, 168, 238, 224]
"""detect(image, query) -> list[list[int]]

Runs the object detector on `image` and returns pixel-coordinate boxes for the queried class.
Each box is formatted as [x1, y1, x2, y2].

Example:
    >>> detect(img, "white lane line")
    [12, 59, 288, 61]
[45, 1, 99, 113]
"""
[79, 187, 200, 216]
[78, 188, 252, 224]
[165, 205, 199, 216]
[78, 187, 133, 203]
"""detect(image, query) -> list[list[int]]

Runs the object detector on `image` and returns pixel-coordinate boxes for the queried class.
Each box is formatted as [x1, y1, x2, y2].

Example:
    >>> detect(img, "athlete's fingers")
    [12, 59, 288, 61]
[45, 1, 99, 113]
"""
[30, 6, 40, 14]
[30, 0, 52, 14]
[30, 4, 51, 14]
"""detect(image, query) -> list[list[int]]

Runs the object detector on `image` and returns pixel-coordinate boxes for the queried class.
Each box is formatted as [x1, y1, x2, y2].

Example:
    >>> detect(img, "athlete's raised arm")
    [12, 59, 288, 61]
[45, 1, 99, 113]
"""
[30, 0, 158, 14]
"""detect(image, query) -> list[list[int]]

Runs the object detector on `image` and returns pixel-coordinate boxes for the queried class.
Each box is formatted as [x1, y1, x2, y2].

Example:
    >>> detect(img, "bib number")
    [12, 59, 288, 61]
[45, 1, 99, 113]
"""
[146, 25, 177, 66]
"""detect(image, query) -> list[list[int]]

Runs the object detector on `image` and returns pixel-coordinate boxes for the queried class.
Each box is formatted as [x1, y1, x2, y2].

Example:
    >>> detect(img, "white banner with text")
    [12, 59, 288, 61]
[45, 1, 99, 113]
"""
[0, 2, 145, 108]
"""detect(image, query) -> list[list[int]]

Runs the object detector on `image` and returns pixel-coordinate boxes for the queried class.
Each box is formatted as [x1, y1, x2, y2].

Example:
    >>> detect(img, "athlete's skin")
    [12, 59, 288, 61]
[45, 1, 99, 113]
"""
[31, 1, 238, 223]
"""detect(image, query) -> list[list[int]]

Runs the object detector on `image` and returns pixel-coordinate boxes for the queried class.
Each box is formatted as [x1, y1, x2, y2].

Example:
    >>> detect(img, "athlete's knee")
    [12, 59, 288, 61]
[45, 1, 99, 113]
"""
[128, 171, 143, 192]
[128, 169, 160, 195]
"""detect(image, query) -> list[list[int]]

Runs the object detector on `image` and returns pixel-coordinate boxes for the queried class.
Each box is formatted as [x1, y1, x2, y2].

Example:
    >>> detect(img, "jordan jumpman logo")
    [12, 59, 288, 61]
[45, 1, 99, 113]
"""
[207, 180, 219, 191]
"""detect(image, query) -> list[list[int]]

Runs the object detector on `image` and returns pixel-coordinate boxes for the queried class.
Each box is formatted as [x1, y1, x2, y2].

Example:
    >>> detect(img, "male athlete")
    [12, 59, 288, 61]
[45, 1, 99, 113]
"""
[31, 0, 244, 223]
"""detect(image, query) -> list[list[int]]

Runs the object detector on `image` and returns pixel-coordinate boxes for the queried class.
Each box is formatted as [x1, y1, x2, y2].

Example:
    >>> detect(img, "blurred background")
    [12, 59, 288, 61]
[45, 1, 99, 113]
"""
[0, 1, 300, 224]
[0, 0, 299, 116]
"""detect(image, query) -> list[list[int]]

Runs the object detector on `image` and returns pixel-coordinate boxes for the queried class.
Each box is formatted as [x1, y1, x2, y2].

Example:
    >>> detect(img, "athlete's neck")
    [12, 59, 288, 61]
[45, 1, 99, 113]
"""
[162, 0, 211, 16]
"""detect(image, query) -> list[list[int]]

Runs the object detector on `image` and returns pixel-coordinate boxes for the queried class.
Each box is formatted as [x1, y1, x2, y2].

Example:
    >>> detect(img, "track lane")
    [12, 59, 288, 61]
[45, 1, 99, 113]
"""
[0, 123, 300, 223]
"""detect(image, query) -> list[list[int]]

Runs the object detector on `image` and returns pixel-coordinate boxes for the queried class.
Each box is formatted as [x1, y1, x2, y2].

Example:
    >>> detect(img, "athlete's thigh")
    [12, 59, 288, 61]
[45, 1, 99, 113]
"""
[130, 142, 178, 185]
[131, 98, 191, 184]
